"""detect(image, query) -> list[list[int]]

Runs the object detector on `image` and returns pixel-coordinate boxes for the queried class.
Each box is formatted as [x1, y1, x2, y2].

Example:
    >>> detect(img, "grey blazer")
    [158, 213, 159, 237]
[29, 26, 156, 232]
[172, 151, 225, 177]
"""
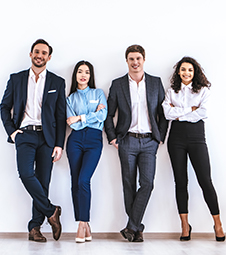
[104, 73, 168, 144]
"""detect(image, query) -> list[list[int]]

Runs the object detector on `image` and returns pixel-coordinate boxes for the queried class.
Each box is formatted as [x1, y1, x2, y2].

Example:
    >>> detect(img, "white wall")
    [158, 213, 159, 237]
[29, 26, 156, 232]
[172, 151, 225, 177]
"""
[0, 0, 226, 233]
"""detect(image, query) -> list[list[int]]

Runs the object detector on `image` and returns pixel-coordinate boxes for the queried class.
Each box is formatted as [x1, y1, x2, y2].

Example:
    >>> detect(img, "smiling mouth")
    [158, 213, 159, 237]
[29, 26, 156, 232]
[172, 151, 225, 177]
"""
[35, 58, 43, 62]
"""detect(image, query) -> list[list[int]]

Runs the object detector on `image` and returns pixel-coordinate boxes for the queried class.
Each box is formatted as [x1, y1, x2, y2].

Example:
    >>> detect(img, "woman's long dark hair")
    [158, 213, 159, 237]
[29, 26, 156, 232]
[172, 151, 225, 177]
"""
[171, 56, 211, 93]
[69, 60, 96, 96]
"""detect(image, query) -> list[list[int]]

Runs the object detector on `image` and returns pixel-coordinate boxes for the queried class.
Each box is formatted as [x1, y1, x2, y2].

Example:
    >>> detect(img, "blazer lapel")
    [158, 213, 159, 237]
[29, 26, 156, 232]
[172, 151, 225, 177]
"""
[21, 70, 29, 108]
[42, 70, 52, 105]
[145, 73, 156, 124]
[145, 73, 155, 108]
[121, 74, 132, 109]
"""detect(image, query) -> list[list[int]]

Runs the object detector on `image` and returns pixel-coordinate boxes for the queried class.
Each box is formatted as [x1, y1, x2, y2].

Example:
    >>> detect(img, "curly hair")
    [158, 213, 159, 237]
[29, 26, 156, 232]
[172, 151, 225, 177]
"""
[170, 56, 211, 93]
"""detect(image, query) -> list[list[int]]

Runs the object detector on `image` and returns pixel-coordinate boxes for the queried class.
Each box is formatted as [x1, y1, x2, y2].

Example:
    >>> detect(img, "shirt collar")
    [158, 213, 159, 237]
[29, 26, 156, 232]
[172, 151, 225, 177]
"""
[77, 86, 90, 93]
[181, 82, 192, 90]
[128, 73, 145, 84]
[29, 68, 47, 79]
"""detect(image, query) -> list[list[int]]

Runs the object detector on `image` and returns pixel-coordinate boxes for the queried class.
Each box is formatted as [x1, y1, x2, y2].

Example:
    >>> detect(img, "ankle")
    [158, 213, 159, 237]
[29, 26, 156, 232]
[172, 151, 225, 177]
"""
[181, 222, 189, 231]
[76, 222, 86, 238]
[85, 223, 91, 236]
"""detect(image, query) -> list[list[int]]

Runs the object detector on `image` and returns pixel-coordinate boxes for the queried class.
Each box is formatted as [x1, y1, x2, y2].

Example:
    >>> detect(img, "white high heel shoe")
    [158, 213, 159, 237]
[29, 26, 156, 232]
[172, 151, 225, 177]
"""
[85, 223, 92, 242]
[75, 223, 86, 243]
[75, 236, 85, 243]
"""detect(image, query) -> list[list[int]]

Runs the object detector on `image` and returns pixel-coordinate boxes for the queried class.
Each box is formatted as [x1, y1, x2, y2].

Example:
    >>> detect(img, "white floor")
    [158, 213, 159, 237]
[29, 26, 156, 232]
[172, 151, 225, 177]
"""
[0, 233, 225, 255]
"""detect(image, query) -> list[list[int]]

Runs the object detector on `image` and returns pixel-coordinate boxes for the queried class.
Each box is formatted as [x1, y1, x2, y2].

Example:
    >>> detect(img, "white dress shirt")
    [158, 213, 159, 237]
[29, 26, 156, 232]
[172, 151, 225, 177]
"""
[162, 83, 210, 123]
[128, 75, 152, 133]
[20, 69, 46, 128]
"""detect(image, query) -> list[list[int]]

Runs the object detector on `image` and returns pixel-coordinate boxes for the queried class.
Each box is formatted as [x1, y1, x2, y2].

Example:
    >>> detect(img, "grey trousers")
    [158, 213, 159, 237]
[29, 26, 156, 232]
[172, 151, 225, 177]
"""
[118, 134, 159, 232]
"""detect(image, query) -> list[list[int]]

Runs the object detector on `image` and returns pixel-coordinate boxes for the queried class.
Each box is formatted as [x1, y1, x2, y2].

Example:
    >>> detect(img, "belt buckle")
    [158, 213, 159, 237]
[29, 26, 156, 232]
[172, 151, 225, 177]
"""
[135, 133, 139, 138]
[33, 125, 35, 131]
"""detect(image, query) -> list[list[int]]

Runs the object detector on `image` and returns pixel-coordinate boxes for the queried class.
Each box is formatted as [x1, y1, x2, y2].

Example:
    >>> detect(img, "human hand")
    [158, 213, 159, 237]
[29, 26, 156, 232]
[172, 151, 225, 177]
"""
[191, 106, 198, 111]
[52, 146, 63, 162]
[96, 104, 105, 112]
[10, 129, 23, 142]
[110, 139, 118, 149]
[67, 116, 81, 126]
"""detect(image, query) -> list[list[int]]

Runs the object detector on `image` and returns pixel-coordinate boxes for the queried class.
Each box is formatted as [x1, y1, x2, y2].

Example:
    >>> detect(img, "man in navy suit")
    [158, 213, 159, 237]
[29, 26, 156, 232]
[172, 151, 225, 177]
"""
[105, 45, 168, 242]
[1, 39, 66, 242]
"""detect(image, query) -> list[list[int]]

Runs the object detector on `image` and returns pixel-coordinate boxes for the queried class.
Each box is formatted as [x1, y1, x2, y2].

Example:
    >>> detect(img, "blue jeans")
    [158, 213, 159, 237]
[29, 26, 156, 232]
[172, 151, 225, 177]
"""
[66, 127, 103, 222]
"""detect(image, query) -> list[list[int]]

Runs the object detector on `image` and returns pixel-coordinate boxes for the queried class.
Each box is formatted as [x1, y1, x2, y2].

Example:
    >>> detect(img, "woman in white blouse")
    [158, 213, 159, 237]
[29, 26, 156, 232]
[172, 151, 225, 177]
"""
[162, 57, 225, 241]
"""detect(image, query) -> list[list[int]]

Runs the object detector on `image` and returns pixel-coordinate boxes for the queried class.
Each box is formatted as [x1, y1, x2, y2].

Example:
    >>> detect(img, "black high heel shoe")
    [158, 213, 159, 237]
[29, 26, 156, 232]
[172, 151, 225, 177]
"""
[214, 226, 225, 242]
[180, 224, 192, 241]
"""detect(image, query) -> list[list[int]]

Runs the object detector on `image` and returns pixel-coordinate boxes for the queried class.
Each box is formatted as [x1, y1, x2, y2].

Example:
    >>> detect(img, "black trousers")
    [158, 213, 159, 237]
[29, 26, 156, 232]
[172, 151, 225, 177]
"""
[167, 120, 219, 215]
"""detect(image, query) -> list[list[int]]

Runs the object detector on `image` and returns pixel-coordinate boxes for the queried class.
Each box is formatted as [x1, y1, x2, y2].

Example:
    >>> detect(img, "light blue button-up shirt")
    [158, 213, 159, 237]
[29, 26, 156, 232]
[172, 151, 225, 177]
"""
[66, 86, 107, 131]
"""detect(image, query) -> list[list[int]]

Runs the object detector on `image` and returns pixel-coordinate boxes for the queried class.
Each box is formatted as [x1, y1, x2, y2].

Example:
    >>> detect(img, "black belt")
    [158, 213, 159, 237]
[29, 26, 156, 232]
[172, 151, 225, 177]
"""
[128, 132, 152, 138]
[20, 125, 42, 131]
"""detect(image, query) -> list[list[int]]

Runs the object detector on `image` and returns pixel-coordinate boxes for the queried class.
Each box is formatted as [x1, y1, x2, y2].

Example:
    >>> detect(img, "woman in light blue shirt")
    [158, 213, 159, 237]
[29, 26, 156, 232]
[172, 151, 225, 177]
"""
[66, 61, 107, 243]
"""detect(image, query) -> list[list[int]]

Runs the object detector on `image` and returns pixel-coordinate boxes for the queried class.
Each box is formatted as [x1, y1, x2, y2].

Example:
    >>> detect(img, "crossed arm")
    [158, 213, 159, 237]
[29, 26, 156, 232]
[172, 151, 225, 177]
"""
[66, 103, 106, 125]
[169, 103, 198, 120]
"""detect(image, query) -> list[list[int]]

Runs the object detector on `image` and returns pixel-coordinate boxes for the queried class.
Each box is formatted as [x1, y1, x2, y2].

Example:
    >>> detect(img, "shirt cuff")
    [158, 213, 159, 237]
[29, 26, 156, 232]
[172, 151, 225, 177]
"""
[80, 114, 86, 123]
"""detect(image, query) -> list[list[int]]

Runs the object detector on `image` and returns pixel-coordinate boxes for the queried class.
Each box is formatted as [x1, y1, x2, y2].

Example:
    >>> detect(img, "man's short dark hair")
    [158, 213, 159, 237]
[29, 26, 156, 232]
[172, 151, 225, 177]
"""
[31, 39, 53, 56]
[125, 45, 145, 60]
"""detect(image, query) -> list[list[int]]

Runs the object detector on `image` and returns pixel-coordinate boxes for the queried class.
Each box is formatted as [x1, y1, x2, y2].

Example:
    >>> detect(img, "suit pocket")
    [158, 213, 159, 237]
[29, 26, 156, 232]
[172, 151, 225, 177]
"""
[46, 90, 58, 104]
[48, 89, 57, 93]
[15, 132, 20, 142]
[15, 132, 23, 147]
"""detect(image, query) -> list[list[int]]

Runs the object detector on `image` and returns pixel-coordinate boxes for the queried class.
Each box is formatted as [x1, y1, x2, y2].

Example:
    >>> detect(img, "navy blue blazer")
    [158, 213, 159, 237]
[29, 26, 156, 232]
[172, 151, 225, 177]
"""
[1, 69, 66, 148]
[104, 73, 168, 144]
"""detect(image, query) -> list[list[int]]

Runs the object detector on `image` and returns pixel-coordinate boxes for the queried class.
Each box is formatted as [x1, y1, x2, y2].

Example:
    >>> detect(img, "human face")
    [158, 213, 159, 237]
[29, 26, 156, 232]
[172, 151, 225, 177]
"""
[126, 52, 145, 75]
[76, 65, 90, 89]
[178, 62, 194, 85]
[30, 44, 51, 68]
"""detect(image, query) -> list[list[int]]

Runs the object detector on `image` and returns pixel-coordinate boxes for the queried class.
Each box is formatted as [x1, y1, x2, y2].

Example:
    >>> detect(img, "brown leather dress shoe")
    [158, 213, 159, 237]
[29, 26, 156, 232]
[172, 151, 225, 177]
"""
[48, 206, 62, 241]
[120, 228, 136, 242]
[133, 231, 144, 242]
[29, 226, 47, 242]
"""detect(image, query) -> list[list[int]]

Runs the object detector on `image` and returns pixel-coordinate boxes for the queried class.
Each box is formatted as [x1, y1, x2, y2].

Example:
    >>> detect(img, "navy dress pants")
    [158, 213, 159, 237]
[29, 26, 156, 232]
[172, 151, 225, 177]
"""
[66, 127, 103, 222]
[15, 130, 56, 231]
[167, 120, 219, 215]
[118, 134, 159, 232]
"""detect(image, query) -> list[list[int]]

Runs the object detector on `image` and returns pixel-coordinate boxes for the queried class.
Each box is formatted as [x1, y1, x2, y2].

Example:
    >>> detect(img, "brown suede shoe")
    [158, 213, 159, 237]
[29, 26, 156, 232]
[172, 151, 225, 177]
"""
[48, 206, 62, 241]
[29, 226, 47, 242]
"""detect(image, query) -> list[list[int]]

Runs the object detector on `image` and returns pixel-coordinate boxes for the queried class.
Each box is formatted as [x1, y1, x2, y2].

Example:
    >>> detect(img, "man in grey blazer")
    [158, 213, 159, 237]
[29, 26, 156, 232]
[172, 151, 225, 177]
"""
[105, 45, 168, 242]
